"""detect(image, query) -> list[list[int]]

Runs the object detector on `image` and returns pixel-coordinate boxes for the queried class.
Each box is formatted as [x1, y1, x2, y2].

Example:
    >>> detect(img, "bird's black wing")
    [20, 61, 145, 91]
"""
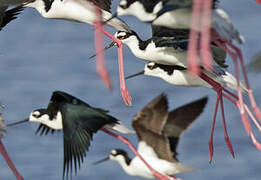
[0, 0, 33, 6]
[133, 94, 179, 162]
[0, 6, 24, 31]
[50, 91, 109, 114]
[35, 124, 56, 136]
[157, 0, 193, 17]
[61, 103, 118, 178]
[132, 94, 169, 137]
[36, 91, 110, 136]
[35, 91, 92, 136]
[163, 97, 208, 158]
[153, 36, 189, 51]
[151, 25, 190, 38]
[141, 0, 161, 13]
[211, 44, 228, 68]
[158, 0, 218, 18]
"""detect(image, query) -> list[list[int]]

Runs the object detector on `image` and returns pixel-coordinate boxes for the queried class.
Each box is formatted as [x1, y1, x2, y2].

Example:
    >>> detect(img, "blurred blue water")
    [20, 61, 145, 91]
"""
[0, 0, 261, 179]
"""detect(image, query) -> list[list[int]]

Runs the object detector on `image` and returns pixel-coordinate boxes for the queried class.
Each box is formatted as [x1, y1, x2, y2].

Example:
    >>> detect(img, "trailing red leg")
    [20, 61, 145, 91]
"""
[0, 140, 23, 180]
[208, 95, 219, 162]
[200, 73, 235, 158]
[94, 20, 132, 106]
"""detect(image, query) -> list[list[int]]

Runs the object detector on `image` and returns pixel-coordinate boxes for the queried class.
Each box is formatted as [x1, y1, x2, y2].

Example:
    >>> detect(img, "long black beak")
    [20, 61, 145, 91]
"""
[93, 157, 110, 165]
[89, 41, 116, 59]
[7, 118, 29, 127]
[125, 70, 145, 80]
[102, 12, 118, 26]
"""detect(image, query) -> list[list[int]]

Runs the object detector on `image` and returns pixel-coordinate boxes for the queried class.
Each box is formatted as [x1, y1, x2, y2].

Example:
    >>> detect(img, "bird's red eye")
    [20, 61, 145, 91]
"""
[118, 35, 124, 40]
[147, 65, 154, 70]
[117, 33, 127, 40]
[32, 113, 39, 118]
[119, 4, 127, 9]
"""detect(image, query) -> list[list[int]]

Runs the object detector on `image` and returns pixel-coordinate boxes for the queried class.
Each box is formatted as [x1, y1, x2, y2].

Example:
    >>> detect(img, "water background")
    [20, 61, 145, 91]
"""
[0, 0, 261, 179]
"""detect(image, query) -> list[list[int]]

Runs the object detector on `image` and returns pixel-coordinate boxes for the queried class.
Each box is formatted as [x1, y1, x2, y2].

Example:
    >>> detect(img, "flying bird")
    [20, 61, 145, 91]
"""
[106, 0, 260, 116]
[126, 62, 261, 161]
[7, 91, 134, 178]
[107, 0, 243, 74]
[94, 94, 207, 179]
[22, 0, 133, 105]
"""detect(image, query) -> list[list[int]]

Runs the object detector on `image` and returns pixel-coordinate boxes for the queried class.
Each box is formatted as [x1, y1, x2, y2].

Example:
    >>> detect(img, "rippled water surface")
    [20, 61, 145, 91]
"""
[0, 0, 261, 179]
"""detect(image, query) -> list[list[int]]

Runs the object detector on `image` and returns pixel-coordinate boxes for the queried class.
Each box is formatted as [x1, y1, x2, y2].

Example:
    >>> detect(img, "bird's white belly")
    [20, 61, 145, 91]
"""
[42, 0, 108, 24]
[165, 70, 212, 88]
[130, 43, 188, 66]
[124, 141, 185, 178]
[153, 8, 192, 29]
[129, 156, 181, 179]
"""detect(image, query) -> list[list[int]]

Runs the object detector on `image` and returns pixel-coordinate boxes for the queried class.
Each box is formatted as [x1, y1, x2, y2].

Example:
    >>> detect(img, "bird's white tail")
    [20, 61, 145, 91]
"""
[222, 71, 248, 93]
[175, 162, 195, 174]
[103, 123, 134, 134]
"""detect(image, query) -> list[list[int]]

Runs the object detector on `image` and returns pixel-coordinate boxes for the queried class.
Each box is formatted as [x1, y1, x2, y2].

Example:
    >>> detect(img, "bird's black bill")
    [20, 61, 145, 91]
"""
[93, 157, 110, 165]
[89, 41, 116, 59]
[125, 70, 145, 80]
[7, 119, 29, 127]
[102, 12, 118, 26]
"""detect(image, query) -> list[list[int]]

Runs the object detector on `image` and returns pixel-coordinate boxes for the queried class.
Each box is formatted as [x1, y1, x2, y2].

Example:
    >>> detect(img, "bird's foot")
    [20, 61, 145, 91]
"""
[120, 87, 132, 106]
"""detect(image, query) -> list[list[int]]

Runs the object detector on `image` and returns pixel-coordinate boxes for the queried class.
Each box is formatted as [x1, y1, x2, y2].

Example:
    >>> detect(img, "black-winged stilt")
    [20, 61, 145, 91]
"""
[126, 62, 261, 161]
[7, 91, 134, 178]
[94, 94, 208, 179]
[22, 0, 132, 105]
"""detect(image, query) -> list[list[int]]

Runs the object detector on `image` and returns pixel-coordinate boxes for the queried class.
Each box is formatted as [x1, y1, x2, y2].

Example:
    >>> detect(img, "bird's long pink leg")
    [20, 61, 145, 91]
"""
[213, 40, 247, 125]
[101, 128, 175, 180]
[226, 41, 261, 123]
[200, 73, 235, 158]
[201, 73, 261, 153]
[188, 0, 202, 76]
[199, 0, 213, 72]
[219, 91, 235, 158]
[222, 88, 252, 135]
[94, 8, 112, 90]
[0, 140, 23, 180]
[94, 24, 132, 106]
[222, 93, 261, 151]
[250, 132, 261, 150]
[208, 95, 220, 162]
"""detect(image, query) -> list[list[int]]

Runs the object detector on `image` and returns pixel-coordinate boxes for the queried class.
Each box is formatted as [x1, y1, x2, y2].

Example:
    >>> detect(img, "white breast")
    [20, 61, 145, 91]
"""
[127, 41, 188, 66]
[160, 70, 212, 88]
[41, 111, 63, 130]
[124, 141, 192, 179]
[153, 8, 193, 29]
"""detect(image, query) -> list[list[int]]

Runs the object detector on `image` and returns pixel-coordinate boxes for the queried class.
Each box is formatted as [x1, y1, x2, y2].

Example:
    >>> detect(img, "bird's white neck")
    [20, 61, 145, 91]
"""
[117, 141, 159, 178]
[31, 111, 63, 130]
[122, 36, 149, 59]
[114, 156, 136, 176]
[24, 0, 97, 23]
[46, 111, 63, 130]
